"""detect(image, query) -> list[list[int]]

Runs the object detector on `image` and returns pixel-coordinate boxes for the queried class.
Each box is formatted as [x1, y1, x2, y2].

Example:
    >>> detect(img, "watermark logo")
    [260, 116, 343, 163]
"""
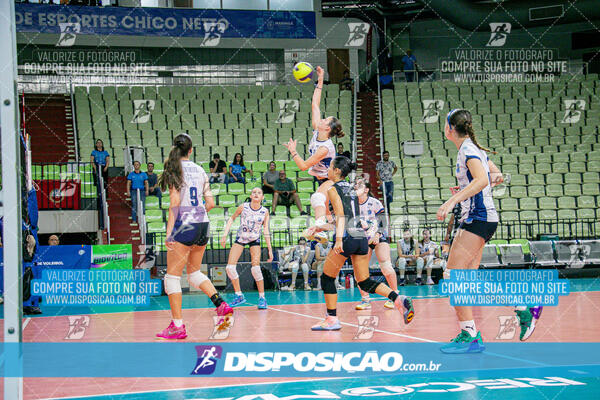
[135, 245, 156, 269]
[276, 99, 299, 123]
[566, 244, 590, 269]
[209, 316, 235, 340]
[495, 315, 519, 339]
[131, 100, 155, 124]
[486, 23, 511, 47]
[191, 345, 223, 375]
[56, 23, 80, 47]
[492, 173, 511, 198]
[561, 100, 586, 123]
[354, 315, 379, 340]
[201, 18, 229, 46]
[346, 23, 370, 47]
[420, 100, 444, 123]
[65, 316, 90, 340]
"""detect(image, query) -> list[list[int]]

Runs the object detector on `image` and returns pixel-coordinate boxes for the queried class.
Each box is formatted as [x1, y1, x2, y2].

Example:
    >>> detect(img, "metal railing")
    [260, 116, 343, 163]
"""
[135, 188, 147, 246]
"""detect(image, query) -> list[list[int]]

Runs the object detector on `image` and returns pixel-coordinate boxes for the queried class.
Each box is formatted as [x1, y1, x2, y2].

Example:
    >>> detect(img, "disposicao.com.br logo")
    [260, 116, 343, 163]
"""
[222, 351, 441, 373]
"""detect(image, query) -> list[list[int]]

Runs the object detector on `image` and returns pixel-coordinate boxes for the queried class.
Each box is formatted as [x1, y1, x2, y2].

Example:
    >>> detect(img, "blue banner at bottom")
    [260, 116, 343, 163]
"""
[1, 342, 600, 378]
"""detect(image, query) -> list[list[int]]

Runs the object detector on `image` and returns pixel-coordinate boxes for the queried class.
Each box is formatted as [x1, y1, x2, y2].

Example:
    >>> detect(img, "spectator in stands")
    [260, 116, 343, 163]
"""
[417, 228, 443, 285]
[228, 153, 253, 184]
[91, 139, 110, 190]
[376, 150, 397, 213]
[48, 235, 59, 246]
[262, 161, 279, 194]
[337, 143, 352, 159]
[396, 228, 421, 286]
[401, 49, 418, 82]
[340, 69, 354, 91]
[209, 153, 227, 184]
[146, 162, 162, 207]
[272, 170, 306, 216]
[127, 161, 148, 222]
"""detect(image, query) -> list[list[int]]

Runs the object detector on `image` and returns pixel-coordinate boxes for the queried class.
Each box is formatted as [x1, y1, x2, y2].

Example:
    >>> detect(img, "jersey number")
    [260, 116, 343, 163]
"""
[190, 187, 199, 206]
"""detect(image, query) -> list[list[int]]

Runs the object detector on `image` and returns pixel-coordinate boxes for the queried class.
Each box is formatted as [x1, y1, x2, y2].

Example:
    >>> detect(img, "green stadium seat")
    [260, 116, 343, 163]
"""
[145, 197, 160, 209]
[145, 210, 163, 223]
[582, 183, 600, 195]
[557, 197, 576, 209]
[227, 183, 244, 196]
[500, 198, 519, 211]
[218, 195, 236, 208]
[545, 185, 563, 197]
[520, 211, 538, 220]
[528, 186, 545, 198]
[147, 221, 166, 233]
[564, 184, 582, 196]
[297, 181, 315, 193]
[510, 186, 527, 198]
[539, 209, 557, 220]
[520, 198, 538, 210]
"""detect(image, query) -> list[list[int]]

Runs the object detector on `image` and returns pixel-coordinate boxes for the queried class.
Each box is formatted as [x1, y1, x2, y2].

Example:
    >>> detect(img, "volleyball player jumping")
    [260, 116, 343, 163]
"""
[437, 109, 542, 353]
[306, 156, 414, 331]
[284, 66, 344, 244]
[156, 133, 233, 340]
[353, 178, 399, 310]
[220, 187, 273, 309]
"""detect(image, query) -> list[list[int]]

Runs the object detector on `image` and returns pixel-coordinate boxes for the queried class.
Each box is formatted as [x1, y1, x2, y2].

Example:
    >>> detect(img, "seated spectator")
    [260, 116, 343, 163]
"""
[127, 161, 148, 221]
[209, 153, 227, 184]
[311, 238, 330, 290]
[48, 235, 59, 246]
[395, 228, 421, 286]
[228, 153, 253, 184]
[417, 228, 444, 285]
[280, 238, 311, 291]
[337, 143, 352, 159]
[146, 162, 162, 207]
[262, 161, 279, 194]
[272, 170, 306, 216]
[340, 69, 354, 91]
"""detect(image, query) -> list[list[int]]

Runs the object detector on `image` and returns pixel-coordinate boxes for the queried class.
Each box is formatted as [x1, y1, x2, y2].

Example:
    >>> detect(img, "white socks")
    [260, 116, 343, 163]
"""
[459, 320, 477, 337]
[173, 319, 183, 328]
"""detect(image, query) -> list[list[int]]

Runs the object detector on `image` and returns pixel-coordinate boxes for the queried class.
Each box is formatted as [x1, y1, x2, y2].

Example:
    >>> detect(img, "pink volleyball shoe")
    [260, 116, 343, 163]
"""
[156, 321, 187, 340]
[216, 302, 234, 330]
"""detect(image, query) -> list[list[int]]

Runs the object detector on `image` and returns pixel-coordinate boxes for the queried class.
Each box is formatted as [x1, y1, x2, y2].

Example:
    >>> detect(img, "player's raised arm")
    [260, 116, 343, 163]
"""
[311, 66, 325, 130]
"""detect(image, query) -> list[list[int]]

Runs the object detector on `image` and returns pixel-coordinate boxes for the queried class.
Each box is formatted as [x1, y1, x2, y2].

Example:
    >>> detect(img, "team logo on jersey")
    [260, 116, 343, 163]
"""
[276, 99, 299, 123]
[495, 315, 519, 339]
[191, 345, 223, 375]
[65, 316, 90, 340]
[420, 100, 444, 123]
[131, 100, 155, 124]
[354, 315, 379, 340]
[346, 23, 370, 46]
[561, 100, 585, 123]
[201, 18, 229, 47]
[486, 23, 511, 47]
[56, 23, 80, 47]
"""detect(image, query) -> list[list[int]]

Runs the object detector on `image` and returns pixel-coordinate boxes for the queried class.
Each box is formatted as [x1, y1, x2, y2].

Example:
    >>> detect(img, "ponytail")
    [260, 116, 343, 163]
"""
[332, 155, 357, 178]
[159, 133, 192, 191]
[328, 117, 344, 138]
[448, 109, 497, 154]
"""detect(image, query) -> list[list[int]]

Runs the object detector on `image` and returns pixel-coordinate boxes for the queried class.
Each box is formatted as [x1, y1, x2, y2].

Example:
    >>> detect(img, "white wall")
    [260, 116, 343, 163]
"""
[38, 210, 98, 234]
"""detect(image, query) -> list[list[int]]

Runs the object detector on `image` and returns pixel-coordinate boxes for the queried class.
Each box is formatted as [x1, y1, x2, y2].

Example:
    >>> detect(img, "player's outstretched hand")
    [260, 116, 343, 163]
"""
[284, 138, 297, 153]
[267, 249, 274, 263]
[436, 200, 456, 221]
[316, 66, 324, 79]
[220, 235, 227, 248]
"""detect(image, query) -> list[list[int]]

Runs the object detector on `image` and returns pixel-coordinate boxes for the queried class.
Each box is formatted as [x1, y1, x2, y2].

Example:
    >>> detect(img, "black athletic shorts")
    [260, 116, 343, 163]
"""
[458, 220, 498, 243]
[171, 221, 210, 246]
[333, 235, 369, 257]
[234, 238, 261, 248]
[369, 236, 389, 250]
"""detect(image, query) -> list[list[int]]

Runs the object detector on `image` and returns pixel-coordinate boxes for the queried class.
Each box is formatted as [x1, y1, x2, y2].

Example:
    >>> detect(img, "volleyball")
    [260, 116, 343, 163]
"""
[293, 62, 314, 83]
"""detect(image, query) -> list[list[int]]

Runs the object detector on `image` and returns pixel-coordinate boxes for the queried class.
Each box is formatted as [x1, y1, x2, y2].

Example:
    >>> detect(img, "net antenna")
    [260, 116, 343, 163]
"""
[1, 1, 24, 399]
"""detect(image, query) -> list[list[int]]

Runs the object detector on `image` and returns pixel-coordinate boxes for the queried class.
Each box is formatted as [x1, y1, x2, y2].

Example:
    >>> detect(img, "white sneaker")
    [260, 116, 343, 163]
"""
[304, 283, 312, 291]
[280, 285, 290, 291]
[426, 277, 435, 285]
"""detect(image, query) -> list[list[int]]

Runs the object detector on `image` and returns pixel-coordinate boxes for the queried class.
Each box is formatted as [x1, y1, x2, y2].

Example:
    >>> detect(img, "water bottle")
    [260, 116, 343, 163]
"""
[349, 274, 354, 288]
[345, 274, 351, 289]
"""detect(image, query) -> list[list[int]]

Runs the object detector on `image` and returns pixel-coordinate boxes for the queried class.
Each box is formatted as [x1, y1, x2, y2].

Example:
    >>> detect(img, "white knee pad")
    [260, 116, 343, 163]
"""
[301, 263, 309, 275]
[425, 255, 434, 268]
[251, 265, 264, 282]
[397, 258, 407, 270]
[310, 192, 327, 210]
[379, 260, 395, 276]
[164, 274, 182, 295]
[188, 270, 208, 288]
[226, 264, 239, 280]
[443, 269, 451, 279]
[291, 262, 299, 273]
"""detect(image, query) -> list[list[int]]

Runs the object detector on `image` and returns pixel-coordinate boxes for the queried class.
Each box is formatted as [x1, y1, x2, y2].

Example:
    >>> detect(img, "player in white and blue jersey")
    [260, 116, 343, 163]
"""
[437, 109, 541, 353]
[157, 133, 232, 340]
[353, 178, 401, 311]
[220, 187, 273, 309]
[283, 66, 344, 245]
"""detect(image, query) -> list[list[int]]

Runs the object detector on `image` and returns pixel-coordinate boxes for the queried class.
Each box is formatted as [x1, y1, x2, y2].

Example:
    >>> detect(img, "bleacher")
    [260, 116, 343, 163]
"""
[381, 75, 600, 240]
[73, 84, 353, 249]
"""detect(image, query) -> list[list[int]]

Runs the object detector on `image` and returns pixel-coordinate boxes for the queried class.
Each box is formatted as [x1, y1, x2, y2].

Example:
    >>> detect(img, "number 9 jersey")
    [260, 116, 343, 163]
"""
[177, 160, 210, 224]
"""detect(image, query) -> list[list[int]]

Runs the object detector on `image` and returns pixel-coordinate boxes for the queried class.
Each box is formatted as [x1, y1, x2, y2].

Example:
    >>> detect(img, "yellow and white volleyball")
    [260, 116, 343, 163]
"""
[293, 62, 314, 83]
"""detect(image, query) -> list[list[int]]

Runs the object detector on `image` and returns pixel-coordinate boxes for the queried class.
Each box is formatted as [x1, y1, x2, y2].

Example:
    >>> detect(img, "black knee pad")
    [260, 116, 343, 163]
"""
[321, 274, 337, 294]
[358, 278, 381, 294]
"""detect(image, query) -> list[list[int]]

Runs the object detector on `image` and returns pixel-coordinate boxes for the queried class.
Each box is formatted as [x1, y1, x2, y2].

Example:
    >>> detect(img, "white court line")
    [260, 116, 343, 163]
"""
[266, 304, 438, 343]
[39, 376, 354, 400]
